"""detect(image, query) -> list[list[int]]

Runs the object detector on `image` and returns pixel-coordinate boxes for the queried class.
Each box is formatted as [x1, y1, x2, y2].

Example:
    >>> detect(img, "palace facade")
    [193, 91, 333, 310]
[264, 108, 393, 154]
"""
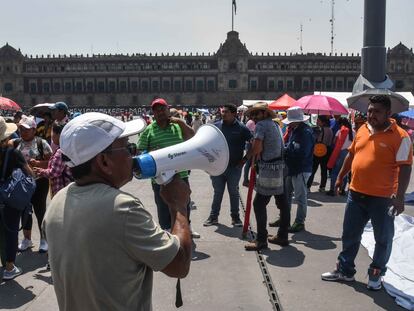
[0, 31, 413, 109]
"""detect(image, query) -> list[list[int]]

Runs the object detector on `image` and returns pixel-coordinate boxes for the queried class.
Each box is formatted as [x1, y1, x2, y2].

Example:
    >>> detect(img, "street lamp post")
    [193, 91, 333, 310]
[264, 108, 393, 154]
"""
[353, 0, 394, 93]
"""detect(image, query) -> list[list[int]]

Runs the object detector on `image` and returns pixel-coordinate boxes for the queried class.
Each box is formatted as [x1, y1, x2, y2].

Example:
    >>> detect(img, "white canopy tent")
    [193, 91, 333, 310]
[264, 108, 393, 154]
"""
[314, 91, 414, 109]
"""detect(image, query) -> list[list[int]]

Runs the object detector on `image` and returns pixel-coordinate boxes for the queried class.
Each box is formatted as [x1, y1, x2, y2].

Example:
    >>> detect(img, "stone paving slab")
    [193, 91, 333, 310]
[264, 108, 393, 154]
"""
[0, 169, 413, 310]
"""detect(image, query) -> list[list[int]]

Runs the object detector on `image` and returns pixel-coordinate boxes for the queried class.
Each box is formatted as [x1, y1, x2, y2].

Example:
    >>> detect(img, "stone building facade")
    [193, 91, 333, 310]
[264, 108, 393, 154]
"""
[0, 31, 413, 109]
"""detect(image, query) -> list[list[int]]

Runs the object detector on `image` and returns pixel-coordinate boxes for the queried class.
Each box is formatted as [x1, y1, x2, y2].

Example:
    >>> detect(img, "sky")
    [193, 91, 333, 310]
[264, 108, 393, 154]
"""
[1, 0, 413, 56]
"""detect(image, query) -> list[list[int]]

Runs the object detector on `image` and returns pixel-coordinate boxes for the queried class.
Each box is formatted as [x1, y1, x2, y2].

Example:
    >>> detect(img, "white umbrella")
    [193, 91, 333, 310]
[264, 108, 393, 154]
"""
[347, 89, 409, 114]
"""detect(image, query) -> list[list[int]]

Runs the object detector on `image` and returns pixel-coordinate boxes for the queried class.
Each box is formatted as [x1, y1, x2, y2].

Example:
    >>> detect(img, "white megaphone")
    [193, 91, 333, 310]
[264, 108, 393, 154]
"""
[133, 124, 229, 184]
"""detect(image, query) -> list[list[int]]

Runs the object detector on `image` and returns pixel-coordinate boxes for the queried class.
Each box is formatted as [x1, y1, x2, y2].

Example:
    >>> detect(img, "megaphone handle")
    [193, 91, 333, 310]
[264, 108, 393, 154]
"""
[155, 170, 176, 185]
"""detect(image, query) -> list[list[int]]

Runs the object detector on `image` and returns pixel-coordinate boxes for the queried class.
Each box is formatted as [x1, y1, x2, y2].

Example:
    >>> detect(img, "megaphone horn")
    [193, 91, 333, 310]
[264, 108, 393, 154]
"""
[133, 124, 229, 184]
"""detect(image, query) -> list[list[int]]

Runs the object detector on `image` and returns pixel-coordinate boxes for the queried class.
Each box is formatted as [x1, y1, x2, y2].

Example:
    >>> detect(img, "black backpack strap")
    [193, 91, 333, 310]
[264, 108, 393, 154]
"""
[36, 137, 45, 160]
[1, 148, 12, 182]
[13, 138, 21, 149]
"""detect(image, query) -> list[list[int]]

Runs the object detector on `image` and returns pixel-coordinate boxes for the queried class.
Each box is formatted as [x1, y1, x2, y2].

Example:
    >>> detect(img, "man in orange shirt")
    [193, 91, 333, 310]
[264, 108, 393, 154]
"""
[321, 95, 412, 291]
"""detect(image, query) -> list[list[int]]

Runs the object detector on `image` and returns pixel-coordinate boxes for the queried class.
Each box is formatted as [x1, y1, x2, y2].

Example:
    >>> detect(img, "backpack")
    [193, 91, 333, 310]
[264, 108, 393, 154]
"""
[313, 127, 328, 157]
[0, 148, 36, 213]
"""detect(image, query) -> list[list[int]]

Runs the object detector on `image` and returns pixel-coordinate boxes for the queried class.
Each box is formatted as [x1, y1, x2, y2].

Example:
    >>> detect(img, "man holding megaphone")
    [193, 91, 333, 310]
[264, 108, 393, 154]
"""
[137, 98, 196, 233]
[43, 112, 192, 310]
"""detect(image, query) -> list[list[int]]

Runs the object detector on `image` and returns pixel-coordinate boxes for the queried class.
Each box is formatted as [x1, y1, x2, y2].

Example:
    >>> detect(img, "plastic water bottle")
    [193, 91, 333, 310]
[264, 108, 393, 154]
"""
[388, 206, 397, 217]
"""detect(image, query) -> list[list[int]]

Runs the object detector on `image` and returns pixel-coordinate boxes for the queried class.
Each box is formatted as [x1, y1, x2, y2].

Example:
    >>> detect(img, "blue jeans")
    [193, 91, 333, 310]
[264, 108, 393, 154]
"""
[286, 172, 311, 224]
[338, 191, 394, 277]
[330, 149, 348, 191]
[152, 177, 191, 230]
[210, 166, 242, 218]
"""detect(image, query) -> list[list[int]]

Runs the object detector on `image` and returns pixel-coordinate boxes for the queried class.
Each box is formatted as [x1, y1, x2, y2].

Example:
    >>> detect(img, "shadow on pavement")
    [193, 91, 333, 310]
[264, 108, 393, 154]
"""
[291, 231, 341, 251]
[308, 192, 348, 204]
[307, 199, 323, 207]
[191, 241, 210, 262]
[0, 279, 36, 309]
[34, 272, 53, 285]
[214, 224, 243, 240]
[341, 280, 398, 310]
[17, 250, 48, 274]
[264, 245, 305, 268]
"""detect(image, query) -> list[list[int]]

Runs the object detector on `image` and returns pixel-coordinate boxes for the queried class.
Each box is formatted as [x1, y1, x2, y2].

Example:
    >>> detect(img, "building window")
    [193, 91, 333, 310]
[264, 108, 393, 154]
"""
[228, 80, 237, 89]
[162, 80, 171, 91]
[54, 82, 61, 92]
[108, 81, 116, 92]
[142, 81, 149, 92]
[302, 80, 309, 90]
[347, 80, 354, 91]
[76, 82, 83, 92]
[395, 80, 404, 89]
[152, 80, 159, 92]
[315, 80, 322, 90]
[64, 82, 72, 92]
[174, 80, 182, 92]
[86, 82, 94, 92]
[336, 80, 343, 90]
[196, 80, 204, 91]
[4, 83, 13, 92]
[268, 80, 275, 90]
[43, 83, 50, 93]
[120, 81, 127, 92]
[229, 62, 237, 70]
[131, 81, 138, 91]
[277, 81, 284, 91]
[97, 81, 105, 92]
[207, 80, 215, 91]
[30, 83, 37, 93]
[287, 80, 293, 90]
[326, 80, 332, 90]
[185, 80, 193, 91]
[250, 80, 257, 91]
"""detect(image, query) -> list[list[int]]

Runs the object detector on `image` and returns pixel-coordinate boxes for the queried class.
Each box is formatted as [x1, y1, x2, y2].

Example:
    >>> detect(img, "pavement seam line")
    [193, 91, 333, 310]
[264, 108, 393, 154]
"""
[239, 192, 284, 311]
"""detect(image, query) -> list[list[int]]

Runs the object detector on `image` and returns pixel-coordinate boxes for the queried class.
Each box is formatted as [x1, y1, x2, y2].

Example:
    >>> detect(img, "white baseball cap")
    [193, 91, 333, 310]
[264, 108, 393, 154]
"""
[60, 112, 146, 167]
[19, 115, 37, 129]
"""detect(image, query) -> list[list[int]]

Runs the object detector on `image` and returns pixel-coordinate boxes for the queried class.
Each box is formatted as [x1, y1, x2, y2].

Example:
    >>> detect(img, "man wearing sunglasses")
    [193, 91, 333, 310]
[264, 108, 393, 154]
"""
[43, 112, 192, 310]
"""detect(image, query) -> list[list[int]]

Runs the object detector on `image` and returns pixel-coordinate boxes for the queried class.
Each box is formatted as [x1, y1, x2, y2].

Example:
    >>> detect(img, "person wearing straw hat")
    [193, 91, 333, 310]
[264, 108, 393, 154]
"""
[243, 102, 290, 251]
[0, 117, 33, 281]
[282, 107, 314, 233]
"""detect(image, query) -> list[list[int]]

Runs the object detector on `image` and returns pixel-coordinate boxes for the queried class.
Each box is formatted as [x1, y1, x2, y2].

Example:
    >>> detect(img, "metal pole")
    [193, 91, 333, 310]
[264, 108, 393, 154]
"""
[352, 0, 393, 93]
[362, 0, 386, 82]
[232, 1, 234, 31]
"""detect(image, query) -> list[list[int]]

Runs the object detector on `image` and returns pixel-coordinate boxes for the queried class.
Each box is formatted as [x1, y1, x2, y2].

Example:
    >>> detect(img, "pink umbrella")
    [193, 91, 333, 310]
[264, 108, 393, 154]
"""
[0, 96, 21, 111]
[295, 95, 348, 115]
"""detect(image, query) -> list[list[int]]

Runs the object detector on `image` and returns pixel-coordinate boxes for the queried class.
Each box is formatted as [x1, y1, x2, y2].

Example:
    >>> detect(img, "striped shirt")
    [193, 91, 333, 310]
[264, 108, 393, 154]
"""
[137, 121, 188, 179]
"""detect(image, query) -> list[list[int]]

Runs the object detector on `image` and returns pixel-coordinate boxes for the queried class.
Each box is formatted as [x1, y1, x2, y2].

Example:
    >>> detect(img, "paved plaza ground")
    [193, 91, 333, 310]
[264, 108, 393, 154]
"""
[1, 169, 413, 310]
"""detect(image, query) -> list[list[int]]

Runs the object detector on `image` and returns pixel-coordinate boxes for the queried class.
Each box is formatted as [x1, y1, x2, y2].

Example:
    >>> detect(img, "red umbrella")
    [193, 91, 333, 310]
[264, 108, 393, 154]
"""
[269, 94, 296, 111]
[0, 96, 21, 111]
[295, 95, 348, 115]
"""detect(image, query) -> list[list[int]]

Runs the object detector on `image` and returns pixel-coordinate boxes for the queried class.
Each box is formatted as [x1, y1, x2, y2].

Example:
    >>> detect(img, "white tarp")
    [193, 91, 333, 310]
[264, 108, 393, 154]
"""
[314, 91, 414, 109]
[361, 214, 414, 310]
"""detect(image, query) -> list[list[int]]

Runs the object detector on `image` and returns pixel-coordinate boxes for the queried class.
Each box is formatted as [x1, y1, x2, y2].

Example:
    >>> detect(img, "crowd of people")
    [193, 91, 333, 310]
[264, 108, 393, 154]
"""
[0, 94, 412, 310]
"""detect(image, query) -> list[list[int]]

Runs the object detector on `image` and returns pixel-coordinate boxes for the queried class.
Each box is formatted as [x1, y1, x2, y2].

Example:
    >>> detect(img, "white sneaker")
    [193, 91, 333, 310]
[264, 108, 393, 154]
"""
[18, 238, 33, 252]
[39, 239, 48, 253]
[189, 225, 201, 239]
[3, 265, 22, 280]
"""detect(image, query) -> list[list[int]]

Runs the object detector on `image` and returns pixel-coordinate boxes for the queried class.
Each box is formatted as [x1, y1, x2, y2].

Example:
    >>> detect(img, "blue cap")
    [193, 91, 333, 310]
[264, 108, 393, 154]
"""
[50, 102, 68, 112]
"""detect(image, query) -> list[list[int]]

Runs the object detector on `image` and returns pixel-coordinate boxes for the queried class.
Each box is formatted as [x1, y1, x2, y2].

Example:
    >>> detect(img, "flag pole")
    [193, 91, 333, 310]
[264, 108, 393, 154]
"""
[231, 0, 234, 31]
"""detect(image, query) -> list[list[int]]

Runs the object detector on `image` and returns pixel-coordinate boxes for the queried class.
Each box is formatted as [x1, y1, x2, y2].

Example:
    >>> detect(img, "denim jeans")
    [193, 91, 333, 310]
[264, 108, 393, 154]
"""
[254, 192, 290, 242]
[338, 191, 394, 277]
[152, 177, 191, 230]
[210, 166, 242, 218]
[286, 172, 311, 224]
[330, 149, 348, 191]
